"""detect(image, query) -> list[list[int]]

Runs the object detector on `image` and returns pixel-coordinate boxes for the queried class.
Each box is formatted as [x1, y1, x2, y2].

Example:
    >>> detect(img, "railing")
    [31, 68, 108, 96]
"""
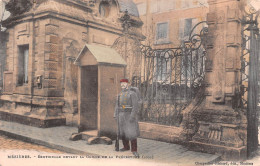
[136, 21, 208, 126]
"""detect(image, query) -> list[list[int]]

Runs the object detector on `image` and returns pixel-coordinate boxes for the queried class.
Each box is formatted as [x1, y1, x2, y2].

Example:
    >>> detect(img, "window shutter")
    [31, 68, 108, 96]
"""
[184, 19, 192, 37]
[156, 23, 160, 40]
[179, 19, 185, 39]
[192, 18, 198, 30]
[24, 48, 29, 83]
[190, 18, 198, 36]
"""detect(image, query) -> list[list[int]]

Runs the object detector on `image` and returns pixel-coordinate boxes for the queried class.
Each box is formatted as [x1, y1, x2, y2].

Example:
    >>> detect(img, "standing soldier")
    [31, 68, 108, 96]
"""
[114, 78, 140, 157]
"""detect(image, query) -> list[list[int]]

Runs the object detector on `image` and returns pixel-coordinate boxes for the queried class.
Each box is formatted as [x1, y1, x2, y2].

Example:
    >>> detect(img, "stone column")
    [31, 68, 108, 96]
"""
[189, 0, 247, 160]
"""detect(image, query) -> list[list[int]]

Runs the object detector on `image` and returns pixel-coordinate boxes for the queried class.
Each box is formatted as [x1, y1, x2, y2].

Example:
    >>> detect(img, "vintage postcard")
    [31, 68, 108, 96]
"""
[0, 0, 260, 166]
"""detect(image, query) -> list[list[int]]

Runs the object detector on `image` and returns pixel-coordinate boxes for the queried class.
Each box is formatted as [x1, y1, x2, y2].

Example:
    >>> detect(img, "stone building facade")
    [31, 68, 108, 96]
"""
[0, 31, 7, 89]
[0, 0, 143, 127]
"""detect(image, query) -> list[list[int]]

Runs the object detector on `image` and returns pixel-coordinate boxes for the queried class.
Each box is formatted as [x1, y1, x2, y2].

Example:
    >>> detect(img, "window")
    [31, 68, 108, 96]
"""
[156, 22, 169, 44]
[18, 45, 29, 85]
[197, 0, 208, 7]
[179, 18, 198, 40]
[160, 0, 175, 11]
[182, 0, 208, 8]
[184, 19, 193, 37]
[137, 2, 147, 15]
[151, 0, 175, 13]
[99, 1, 110, 18]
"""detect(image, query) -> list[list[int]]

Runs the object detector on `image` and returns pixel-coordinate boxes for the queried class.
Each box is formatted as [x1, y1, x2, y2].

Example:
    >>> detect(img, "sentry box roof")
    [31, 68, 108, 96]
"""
[74, 44, 127, 66]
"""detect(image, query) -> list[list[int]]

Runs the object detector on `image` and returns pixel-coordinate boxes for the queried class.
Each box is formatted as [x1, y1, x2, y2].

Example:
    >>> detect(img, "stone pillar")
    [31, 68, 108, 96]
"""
[188, 0, 247, 160]
[43, 18, 63, 97]
[31, 18, 64, 117]
[205, 0, 243, 106]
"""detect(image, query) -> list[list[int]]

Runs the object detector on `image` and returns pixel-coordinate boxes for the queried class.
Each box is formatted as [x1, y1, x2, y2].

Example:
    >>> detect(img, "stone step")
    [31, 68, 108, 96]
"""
[0, 110, 66, 128]
[81, 130, 99, 140]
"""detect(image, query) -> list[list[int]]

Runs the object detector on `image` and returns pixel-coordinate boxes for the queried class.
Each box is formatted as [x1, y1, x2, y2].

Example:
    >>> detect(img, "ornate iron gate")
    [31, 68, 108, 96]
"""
[135, 22, 208, 126]
[241, 7, 260, 154]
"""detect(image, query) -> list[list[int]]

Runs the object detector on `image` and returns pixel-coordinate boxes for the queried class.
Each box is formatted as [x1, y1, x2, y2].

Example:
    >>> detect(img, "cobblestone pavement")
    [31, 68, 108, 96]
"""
[0, 135, 63, 154]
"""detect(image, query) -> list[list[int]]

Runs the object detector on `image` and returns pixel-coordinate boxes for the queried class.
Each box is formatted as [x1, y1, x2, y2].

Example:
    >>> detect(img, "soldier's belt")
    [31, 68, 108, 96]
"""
[119, 105, 132, 111]
[120, 105, 132, 109]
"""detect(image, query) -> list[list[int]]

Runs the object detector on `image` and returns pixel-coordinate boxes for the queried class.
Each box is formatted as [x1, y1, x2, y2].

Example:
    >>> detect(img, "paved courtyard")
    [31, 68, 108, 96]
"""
[0, 120, 221, 166]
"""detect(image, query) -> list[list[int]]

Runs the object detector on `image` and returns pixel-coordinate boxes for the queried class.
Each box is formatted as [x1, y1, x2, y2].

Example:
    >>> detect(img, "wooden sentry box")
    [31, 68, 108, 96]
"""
[74, 44, 126, 139]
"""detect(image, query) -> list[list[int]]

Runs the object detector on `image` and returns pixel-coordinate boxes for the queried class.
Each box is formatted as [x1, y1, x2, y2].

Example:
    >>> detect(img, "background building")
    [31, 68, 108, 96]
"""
[133, 0, 209, 49]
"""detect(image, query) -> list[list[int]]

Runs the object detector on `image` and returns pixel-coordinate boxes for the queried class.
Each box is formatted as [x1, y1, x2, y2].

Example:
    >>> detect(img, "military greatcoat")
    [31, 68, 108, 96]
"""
[114, 88, 140, 140]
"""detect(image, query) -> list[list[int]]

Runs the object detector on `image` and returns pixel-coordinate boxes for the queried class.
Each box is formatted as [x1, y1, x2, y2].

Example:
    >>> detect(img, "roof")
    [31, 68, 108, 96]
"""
[75, 44, 127, 66]
[118, 0, 139, 17]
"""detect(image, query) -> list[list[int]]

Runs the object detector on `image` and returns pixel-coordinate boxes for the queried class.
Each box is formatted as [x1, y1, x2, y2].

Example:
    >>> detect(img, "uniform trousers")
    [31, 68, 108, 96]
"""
[122, 135, 137, 152]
